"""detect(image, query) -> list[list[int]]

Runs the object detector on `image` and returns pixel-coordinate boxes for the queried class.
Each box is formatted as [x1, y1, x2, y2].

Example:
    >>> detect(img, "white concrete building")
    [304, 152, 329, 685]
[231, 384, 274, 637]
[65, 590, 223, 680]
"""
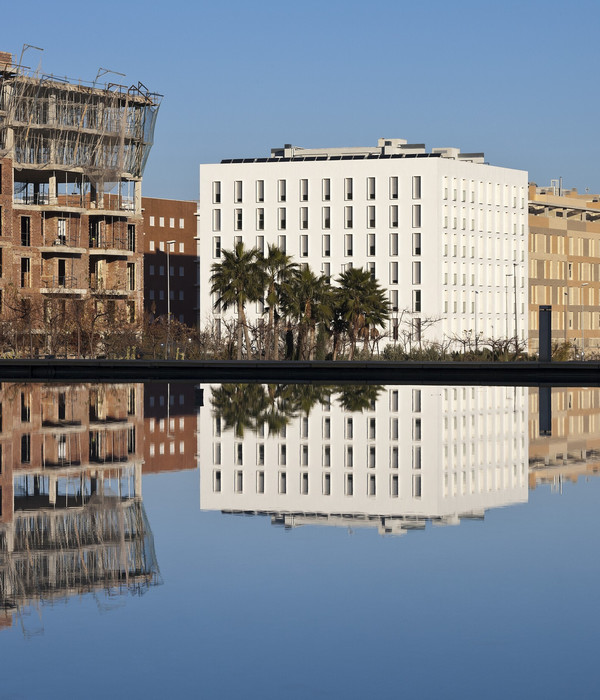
[199, 385, 528, 535]
[198, 139, 528, 348]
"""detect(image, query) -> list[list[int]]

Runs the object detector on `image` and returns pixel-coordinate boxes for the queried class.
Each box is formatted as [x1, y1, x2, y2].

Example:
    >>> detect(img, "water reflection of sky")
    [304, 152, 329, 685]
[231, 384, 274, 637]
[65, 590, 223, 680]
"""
[1, 383, 600, 699]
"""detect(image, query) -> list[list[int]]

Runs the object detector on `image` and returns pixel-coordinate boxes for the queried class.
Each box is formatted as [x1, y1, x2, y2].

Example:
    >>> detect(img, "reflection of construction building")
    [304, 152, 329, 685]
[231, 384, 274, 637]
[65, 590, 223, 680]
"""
[529, 387, 600, 489]
[0, 383, 159, 631]
[143, 382, 199, 474]
[0, 50, 160, 326]
[528, 183, 600, 355]
[199, 385, 528, 535]
[142, 198, 198, 327]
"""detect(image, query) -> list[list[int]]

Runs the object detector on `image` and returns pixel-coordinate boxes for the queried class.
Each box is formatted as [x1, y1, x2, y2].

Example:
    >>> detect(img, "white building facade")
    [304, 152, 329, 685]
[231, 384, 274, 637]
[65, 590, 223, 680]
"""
[198, 139, 528, 348]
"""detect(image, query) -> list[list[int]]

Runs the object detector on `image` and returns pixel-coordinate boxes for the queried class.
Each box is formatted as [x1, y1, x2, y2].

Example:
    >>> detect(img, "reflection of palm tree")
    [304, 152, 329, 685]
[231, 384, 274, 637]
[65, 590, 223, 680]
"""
[336, 385, 383, 413]
[285, 384, 333, 416]
[210, 384, 269, 437]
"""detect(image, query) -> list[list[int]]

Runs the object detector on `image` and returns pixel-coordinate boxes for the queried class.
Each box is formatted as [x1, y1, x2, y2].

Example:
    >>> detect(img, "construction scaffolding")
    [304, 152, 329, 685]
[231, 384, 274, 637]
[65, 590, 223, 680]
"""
[0, 50, 161, 206]
[0, 473, 160, 616]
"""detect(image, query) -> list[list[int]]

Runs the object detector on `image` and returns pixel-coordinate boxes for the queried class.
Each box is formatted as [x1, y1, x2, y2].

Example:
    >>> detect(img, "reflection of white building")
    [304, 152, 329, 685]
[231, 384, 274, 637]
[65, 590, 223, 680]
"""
[199, 385, 529, 535]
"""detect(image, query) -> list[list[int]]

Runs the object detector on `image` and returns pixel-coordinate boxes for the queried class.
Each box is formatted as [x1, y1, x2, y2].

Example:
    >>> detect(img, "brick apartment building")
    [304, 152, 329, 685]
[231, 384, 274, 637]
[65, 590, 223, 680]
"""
[142, 197, 198, 328]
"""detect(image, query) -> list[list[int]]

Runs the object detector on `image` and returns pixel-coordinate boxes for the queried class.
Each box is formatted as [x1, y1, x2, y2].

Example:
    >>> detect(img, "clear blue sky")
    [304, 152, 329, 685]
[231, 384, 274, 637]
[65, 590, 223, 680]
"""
[4, 0, 600, 200]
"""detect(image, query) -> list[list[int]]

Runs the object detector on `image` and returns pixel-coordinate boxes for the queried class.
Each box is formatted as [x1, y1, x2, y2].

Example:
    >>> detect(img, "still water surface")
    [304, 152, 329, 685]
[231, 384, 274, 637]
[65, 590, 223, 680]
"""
[0, 382, 599, 699]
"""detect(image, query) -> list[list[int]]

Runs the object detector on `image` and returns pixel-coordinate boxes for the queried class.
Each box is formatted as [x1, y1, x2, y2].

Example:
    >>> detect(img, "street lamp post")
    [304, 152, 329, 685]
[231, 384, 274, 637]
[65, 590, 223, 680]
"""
[513, 262, 518, 348]
[581, 282, 589, 360]
[166, 240, 175, 359]
[474, 290, 479, 352]
[505, 273, 513, 339]
[564, 290, 568, 346]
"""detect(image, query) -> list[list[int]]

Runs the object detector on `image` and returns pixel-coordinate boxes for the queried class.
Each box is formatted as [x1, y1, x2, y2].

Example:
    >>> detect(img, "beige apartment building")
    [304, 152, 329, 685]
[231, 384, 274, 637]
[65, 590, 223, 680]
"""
[529, 182, 600, 355]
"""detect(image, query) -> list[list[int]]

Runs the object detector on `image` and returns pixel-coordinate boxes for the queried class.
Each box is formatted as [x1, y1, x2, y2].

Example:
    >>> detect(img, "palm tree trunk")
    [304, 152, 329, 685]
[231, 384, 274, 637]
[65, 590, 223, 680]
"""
[239, 305, 252, 360]
[267, 303, 275, 360]
[273, 316, 280, 360]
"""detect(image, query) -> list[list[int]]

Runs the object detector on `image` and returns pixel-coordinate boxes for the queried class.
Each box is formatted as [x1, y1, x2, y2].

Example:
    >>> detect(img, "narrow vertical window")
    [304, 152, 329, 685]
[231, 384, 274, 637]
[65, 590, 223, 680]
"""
[345, 233, 353, 256]
[278, 179, 287, 202]
[300, 234, 308, 257]
[278, 208, 286, 230]
[300, 179, 308, 201]
[300, 207, 308, 229]
[213, 236, 221, 258]
[234, 180, 243, 203]
[256, 180, 264, 202]
[345, 206, 353, 229]
[368, 474, 376, 496]
[257, 470, 265, 493]
[412, 204, 421, 227]
[20, 258, 31, 287]
[212, 181, 221, 203]
[278, 234, 286, 253]
[391, 475, 399, 497]
[412, 176, 422, 199]
[255, 235, 264, 255]
[212, 210, 221, 232]
[322, 178, 331, 201]
[413, 232, 421, 255]
[344, 178, 353, 201]
[322, 234, 331, 257]
[367, 234, 375, 256]
[256, 208, 265, 230]
[389, 176, 398, 200]
[390, 233, 398, 256]
[367, 177, 376, 200]
[390, 261, 398, 284]
[389, 290, 398, 312]
[127, 224, 135, 251]
[413, 289, 421, 312]
[21, 216, 31, 246]
[234, 209, 242, 231]
[367, 206, 376, 229]
[367, 262, 376, 281]
[323, 473, 331, 495]
[322, 206, 330, 229]
[412, 261, 421, 285]
[390, 205, 398, 228]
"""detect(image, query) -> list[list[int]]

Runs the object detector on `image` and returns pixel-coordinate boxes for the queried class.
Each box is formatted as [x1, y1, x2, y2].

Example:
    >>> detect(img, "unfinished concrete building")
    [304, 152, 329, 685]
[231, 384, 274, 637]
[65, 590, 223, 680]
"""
[0, 50, 160, 345]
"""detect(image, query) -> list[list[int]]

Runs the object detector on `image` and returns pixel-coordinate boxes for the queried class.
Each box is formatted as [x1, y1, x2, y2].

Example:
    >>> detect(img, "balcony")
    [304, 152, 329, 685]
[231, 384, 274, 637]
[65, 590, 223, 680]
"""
[40, 234, 85, 255]
[40, 275, 86, 295]
[89, 276, 129, 296]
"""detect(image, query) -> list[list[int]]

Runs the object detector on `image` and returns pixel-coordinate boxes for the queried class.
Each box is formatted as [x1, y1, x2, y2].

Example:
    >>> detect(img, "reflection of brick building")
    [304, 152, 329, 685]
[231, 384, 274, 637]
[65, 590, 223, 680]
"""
[0, 383, 157, 631]
[142, 198, 198, 328]
[0, 51, 159, 331]
[143, 382, 199, 474]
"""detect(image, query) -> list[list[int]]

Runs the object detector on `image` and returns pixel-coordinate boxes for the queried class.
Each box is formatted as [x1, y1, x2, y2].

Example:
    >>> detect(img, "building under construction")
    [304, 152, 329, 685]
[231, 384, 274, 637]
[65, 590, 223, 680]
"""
[0, 49, 160, 342]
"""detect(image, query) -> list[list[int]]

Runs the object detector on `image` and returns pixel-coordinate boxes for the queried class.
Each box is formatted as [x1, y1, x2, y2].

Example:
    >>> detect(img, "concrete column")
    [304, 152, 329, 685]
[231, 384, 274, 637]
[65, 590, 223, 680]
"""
[134, 180, 142, 215]
[49, 174, 57, 205]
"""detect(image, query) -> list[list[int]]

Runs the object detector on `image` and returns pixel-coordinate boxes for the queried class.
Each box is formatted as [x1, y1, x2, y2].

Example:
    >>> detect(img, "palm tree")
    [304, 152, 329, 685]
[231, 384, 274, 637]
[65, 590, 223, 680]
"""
[210, 242, 266, 360]
[261, 245, 298, 360]
[336, 267, 389, 359]
[281, 267, 333, 360]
